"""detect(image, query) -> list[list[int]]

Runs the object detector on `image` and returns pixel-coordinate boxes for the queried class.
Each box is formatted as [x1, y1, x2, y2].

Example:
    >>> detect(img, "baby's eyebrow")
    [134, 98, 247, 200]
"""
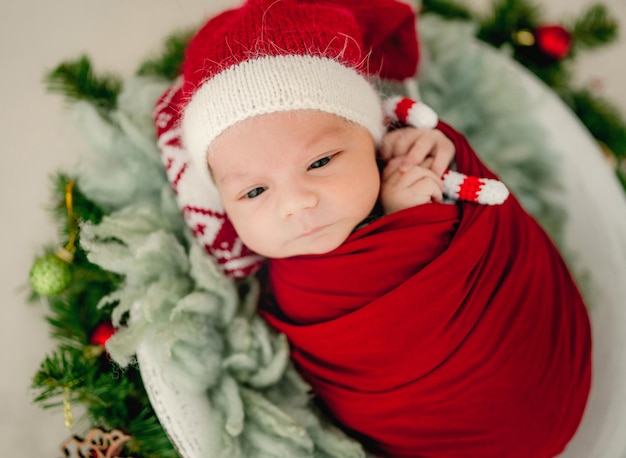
[301, 124, 349, 151]
[216, 169, 254, 187]
[207, 158, 246, 186]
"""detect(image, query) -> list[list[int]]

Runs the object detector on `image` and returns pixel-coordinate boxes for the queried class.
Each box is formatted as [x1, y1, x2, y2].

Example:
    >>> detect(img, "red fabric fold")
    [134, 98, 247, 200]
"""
[259, 123, 591, 457]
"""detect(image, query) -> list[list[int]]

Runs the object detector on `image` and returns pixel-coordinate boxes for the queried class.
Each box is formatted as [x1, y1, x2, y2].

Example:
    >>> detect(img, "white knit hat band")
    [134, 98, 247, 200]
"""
[181, 54, 384, 182]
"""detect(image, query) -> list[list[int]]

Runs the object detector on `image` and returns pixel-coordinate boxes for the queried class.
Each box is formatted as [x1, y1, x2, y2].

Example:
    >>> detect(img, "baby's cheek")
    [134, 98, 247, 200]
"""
[352, 172, 381, 220]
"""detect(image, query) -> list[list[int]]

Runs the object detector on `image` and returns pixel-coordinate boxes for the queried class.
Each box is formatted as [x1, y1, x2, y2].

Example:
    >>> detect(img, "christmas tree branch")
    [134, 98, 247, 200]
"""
[477, 0, 542, 48]
[570, 4, 618, 51]
[420, 0, 473, 20]
[136, 29, 194, 80]
[45, 56, 122, 114]
[569, 87, 626, 160]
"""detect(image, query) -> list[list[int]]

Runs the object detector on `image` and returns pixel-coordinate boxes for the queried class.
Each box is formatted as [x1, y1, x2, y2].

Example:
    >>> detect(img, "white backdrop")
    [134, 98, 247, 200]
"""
[1, 0, 625, 456]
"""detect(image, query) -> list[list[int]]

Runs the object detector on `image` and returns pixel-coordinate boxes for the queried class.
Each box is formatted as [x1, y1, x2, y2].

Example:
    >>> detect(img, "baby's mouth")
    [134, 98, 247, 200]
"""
[299, 224, 329, 237]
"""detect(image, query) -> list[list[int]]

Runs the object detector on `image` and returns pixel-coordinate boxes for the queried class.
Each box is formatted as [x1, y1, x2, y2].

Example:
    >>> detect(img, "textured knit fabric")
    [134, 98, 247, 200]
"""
[260, 122, 592, 457]
[181, 0, 419, 187]
[155, 80, 264, 277]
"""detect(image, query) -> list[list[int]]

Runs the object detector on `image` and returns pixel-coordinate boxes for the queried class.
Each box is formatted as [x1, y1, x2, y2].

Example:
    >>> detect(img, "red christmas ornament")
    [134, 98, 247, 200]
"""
[90, 322, 116, 347]
[534, 24, 572, 60]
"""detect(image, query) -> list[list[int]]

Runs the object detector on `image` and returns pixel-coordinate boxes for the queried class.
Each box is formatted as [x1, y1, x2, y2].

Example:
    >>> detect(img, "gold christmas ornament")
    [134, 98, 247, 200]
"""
[512, 28, 536, 47]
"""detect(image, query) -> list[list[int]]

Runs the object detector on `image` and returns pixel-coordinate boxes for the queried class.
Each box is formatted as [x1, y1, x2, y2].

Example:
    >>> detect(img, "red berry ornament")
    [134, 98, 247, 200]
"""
[534, 24, 572, 60]
[90, 322, 116, 347]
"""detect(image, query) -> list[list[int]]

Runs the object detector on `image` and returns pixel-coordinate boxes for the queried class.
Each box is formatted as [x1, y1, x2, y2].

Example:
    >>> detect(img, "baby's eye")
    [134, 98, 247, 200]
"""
[245, 187, 266, 199]
[309, 156, 332, 170]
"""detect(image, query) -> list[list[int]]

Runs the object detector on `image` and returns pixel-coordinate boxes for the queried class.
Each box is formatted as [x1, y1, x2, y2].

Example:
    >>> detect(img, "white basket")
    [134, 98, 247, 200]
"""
[138, 31, 626, 458]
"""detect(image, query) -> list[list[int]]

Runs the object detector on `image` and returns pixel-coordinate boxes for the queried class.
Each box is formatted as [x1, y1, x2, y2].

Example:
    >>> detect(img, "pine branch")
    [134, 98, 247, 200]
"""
[33, 346, 177, 457]
[569, 87, 626, 160]
[45, 56, 122, 113]
[570, 4, 618, 51]
[29, 172, 173, 456]
[52, 174, 104, 226]
[477, 0, 542, 47]
[50, 174, 104, 249]
[421, 0, 474, 20]
[125, 406, 180, 457]
[31, 346, 98, 408]
[80, 361, 177, 456]
[43, 271, 118, 346]
[136, 29, 194, 81]
[29, 173, 119, 342]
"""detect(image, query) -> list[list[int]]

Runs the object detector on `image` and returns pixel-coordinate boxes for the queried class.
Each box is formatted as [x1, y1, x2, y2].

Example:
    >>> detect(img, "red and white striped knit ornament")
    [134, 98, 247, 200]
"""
[383, 96, 510, 205]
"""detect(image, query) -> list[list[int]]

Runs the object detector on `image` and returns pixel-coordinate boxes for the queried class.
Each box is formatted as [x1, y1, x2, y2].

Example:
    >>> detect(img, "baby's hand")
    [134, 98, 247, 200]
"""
[381, 158, 444, 214]
[379, 127, 455, 177]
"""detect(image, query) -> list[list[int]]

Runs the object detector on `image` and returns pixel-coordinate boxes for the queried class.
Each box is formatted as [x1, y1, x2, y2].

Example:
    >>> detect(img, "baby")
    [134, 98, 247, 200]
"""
[208, 110, 455, 259]
[155, 0, 592, 456]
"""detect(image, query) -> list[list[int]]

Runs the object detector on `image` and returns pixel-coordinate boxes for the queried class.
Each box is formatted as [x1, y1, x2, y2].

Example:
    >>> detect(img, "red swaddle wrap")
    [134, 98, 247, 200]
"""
[260, 122, 591, 457]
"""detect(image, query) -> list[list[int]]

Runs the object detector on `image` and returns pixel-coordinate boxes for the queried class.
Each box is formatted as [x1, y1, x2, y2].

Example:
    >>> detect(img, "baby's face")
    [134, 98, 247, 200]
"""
[208, 110, 380, 258]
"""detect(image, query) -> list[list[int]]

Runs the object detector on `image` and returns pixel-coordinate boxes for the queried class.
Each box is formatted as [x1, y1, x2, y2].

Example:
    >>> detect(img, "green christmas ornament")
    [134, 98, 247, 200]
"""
[30, 180, 79, 296]
[29, 249, 73, 296]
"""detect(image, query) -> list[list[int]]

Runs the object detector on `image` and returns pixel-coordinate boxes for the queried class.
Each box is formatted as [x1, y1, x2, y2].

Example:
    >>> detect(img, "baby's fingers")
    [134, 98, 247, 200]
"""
[428, 132, 455, 176]
[408, 175, 444, 203]
[392, 165, 444, 193]
[382, 156, 406, 182]
[380, 128, 421, 161]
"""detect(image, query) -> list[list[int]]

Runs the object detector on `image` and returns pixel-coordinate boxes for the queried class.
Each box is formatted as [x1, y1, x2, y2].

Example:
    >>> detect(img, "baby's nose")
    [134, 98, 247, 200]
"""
[279, 186, 319, 217]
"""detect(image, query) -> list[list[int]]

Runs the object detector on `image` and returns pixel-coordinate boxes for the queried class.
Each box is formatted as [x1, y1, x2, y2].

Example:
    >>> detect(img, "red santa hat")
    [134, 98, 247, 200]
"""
[180, 0, 419, 184]
[155, 0, 421, 277]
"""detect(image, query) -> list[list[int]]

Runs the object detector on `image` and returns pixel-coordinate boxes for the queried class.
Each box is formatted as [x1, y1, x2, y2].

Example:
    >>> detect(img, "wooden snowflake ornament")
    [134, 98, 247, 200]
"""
[60, 428, 132, 458]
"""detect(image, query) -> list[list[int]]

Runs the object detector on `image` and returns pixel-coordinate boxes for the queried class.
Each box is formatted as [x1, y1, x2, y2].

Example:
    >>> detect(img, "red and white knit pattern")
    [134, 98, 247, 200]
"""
[154, 79, 264, 278]
[442, 169, 509, 205]
[384, 96, 509, 205]
[383, 95, 439, 130]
